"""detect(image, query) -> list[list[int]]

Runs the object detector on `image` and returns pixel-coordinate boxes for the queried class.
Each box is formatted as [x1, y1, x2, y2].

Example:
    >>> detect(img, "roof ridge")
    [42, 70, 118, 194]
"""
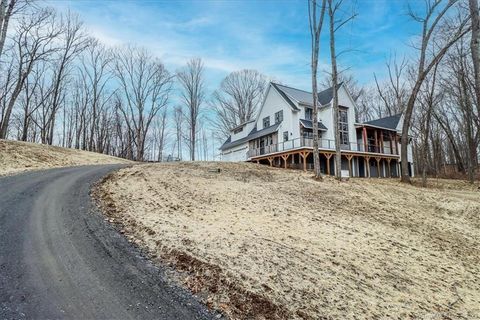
[271, 81, 336, 96]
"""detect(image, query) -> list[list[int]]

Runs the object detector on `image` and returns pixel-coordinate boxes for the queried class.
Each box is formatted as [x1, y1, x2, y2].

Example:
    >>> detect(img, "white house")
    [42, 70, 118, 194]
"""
[219, 82, 415, 178]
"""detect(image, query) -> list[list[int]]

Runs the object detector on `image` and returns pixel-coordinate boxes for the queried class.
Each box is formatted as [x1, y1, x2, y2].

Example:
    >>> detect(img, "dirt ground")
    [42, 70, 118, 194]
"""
[97, 162, 480, 319]
[0, 139, 131, 175]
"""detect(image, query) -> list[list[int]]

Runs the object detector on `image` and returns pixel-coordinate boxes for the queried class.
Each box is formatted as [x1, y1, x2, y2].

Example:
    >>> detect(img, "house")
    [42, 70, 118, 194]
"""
[219, 82, 415, 178]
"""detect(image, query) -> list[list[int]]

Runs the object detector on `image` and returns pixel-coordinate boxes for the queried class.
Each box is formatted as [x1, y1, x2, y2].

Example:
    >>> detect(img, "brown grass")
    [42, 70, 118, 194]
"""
[96, 162, 480, 319]
[0, 139, 131, 175]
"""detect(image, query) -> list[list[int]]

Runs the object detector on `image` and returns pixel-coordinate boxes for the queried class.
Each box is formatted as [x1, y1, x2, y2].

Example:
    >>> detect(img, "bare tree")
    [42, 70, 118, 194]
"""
[400, 0, 471, 183]
[469, 0, 480, 110]
[177, 58, 205, 161]
[373, 55, 409, 117]
[211, 69, 266, 139]
[173, 105, 183, 159]
[114, 45, 172, 161]
[0, 8, 60, 139]
[327, 0, 357, 179]
[308, 0, 327, 179]
[0, 0, 31, 60]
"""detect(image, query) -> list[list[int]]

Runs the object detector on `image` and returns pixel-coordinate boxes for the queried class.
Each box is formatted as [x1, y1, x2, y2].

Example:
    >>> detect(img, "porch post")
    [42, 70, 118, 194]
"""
[346, 154, 353, 177]
[324, 153, 333, 175]
[375, 157, 382, 178]
[362, 127, 367, 152]
[387, 158, 392, 177]
[281, 154, 289, 169]
[268, 157, 274, 167]
[380, 131, 384, 153]
[365, 156, 371, 178]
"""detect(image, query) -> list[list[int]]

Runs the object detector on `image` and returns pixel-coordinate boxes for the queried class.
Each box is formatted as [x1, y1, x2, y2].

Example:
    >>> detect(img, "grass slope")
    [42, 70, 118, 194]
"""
[0, 139, 131, 176]
[97, 162, 480, 319]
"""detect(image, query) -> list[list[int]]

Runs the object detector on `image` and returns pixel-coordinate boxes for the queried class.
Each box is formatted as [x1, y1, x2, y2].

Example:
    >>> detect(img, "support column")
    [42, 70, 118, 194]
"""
[387, 158, 392, 178]
[374, 130, 379, 153]
[324, 153, 333, 175]
[299, 151, 310, 171]
[268, 157, 274, 167]
[380, 131, 384, 153]
[281, 154, 289, 169]
[365, 156, 371, 178]
[375, 157, 382, 178]
[346, 154, 353, 177]
[362, 127, 368, 152]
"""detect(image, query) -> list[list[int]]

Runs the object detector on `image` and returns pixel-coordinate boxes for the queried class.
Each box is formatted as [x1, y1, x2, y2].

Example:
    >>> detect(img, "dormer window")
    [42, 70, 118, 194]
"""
[263, 116, 270, 128]
[233, 127, 243, 134]
[274, 110, 283, 124]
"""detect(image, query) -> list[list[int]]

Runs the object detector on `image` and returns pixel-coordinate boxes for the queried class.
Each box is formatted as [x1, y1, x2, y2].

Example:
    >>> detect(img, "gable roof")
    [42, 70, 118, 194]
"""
[220, 123, 281, 151]
[272, 82, 343, 106]
[363, 114, 402, 130]
[271, 83, 300, 111]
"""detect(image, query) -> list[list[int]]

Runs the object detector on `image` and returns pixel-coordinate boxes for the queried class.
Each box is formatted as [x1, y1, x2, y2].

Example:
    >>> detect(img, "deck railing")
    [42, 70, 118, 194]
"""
[247, 137, 398, 158]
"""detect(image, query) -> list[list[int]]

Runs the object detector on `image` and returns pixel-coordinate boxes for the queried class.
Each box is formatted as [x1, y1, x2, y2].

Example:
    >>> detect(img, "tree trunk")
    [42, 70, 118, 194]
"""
[329, 1, 342, 180]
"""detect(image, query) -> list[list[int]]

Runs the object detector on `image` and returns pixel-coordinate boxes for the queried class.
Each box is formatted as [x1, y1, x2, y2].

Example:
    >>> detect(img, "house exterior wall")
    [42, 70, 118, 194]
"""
[220, 142, 249, 161]
[220, 83, 415, 176]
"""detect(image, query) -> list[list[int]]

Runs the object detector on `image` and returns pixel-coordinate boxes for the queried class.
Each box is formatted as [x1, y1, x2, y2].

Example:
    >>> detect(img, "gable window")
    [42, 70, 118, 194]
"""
[275, 110, 283, 124]
[338, 107, 349, 145]
[233, 127, 243, 134]
[305, 108, 313, 120]
[283, 131, 289, 141]
[263, 116, 270, 128]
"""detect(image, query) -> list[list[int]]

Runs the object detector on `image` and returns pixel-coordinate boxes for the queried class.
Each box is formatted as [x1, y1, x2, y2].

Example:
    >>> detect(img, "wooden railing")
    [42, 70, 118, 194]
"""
[247, 137, 398, 158]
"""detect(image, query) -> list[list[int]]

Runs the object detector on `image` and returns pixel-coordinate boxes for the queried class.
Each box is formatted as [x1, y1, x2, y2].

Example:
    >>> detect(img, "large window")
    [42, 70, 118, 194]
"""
[275, 110, 283, 124]
[305, 108, 313, 120]
[263, 116, 270, 128]
[338, 108, 349, 145]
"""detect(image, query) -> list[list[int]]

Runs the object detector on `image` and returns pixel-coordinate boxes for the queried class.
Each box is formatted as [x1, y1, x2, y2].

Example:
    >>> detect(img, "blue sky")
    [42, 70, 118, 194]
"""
[47, 0, 421, 92]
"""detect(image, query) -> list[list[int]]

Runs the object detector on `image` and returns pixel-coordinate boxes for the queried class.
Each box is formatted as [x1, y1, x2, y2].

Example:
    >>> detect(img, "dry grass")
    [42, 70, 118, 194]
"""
[96, 162, 480, 319]
[0, 139, 131, 176]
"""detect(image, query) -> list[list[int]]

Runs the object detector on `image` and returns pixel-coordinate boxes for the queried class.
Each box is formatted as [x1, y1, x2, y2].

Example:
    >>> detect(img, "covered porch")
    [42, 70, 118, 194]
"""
[250, 148, 402, 178]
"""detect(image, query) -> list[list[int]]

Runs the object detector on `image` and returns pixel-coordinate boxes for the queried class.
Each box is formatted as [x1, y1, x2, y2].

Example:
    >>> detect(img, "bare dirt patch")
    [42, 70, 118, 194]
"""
[96, 162, 480, 319]
[0, 139, 131, 175]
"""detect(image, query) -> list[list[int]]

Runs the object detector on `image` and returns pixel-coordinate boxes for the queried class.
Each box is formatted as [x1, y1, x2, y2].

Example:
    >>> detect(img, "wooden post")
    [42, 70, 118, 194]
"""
[281, 154, 289, 169]
[346, 154, 353, 177]
[386, 158, 392, 178]
[380, 131, 384, 154]
[389, 133, 393, 155]
[362, 127, 368, 152]
[365, 156, 370, 178]
[375, 157, 382, 178]
[299, 151, 310, 171]
[394, 135, 399, 155]
[324, 153, 333, 175]
[374, 130, 378, 153]
[268, 157, 274, 167]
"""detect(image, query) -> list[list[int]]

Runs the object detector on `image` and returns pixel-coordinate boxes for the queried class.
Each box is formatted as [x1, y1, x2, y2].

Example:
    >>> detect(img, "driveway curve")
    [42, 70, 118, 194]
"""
[0, 165, 215, 319]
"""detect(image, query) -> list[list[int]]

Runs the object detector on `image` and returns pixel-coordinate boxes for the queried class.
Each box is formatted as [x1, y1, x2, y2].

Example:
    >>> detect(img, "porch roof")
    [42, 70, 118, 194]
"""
[299, 119, 328, 131]
[220, 123, 280, 151]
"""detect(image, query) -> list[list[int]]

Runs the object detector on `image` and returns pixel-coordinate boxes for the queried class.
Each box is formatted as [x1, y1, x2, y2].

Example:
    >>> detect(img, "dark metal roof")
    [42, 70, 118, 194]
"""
[220, 123, 281, 150]
[271, 83, 300, 111]
[363, 114, 402, 130]
[272, 82, 343, 106]
[299, 119, 328, 131]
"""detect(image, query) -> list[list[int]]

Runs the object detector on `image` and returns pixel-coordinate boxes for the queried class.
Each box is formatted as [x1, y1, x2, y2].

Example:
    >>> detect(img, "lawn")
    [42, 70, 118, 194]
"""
[96, 162, 480, 319]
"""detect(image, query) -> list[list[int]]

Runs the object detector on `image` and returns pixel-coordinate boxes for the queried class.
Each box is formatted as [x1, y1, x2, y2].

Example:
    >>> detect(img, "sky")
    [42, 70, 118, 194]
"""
[45, 0, 422, 93]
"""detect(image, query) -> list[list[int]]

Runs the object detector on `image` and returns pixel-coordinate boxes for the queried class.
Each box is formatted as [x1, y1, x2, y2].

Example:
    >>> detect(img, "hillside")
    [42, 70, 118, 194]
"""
[96, 162, 480, 319]
[0, 139, 132, 176]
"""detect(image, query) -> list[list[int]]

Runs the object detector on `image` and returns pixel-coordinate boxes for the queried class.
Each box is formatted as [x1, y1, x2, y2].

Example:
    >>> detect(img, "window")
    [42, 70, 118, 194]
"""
[338, 107, 349, 145]
[263, 116, 270, 128]
[233, 127, 243, 134]
[275, 110, 283, 124]
[305, 108, 313, 120]
[283, 131, 289, 141]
